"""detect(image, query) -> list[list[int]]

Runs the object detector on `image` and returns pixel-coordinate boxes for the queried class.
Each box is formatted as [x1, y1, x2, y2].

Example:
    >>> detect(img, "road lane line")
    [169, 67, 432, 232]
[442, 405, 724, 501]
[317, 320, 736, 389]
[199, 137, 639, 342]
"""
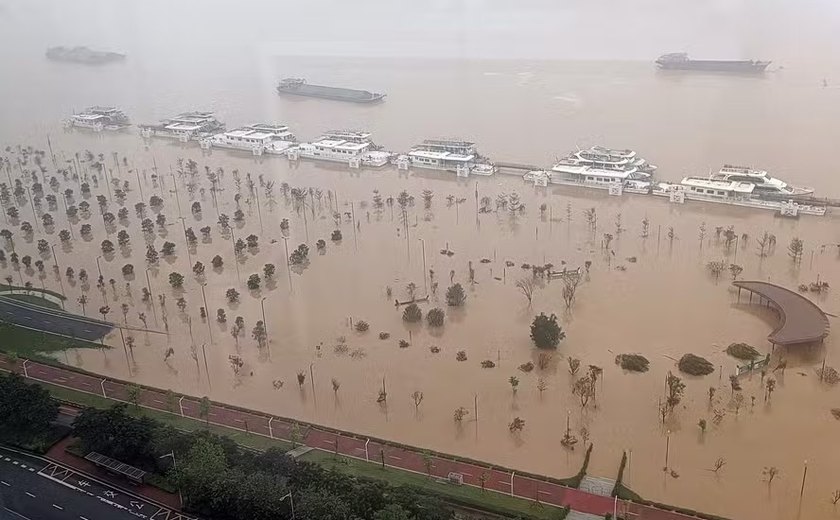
[0, 481, 9, 486]
[52, 504, 63, 510]
[25, 492, 35, 498]
[80, 517, 90, 520]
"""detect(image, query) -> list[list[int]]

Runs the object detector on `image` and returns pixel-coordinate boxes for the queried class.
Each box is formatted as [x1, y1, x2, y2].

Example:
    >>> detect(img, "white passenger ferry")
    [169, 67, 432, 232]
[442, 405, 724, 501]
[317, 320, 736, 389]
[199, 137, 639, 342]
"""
[567, 146, 657, 175]
[65, 106, 131, 131]
[139, 111, 225, 142]
[654, 176, 826, 216]
[711, 164, 814, 197]
[405, 139, 495, 176]
[206, 123, 296, 156]
[290, 130, 391, 167]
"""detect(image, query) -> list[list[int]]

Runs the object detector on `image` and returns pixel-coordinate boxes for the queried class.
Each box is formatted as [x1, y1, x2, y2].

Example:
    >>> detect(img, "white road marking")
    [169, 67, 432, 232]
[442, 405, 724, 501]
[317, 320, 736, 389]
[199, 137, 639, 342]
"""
[81, 382, 91, 387]
[52, 504, 63, 510]
[12, 461, 18, 465]
[83, 329, 92, 333]
[19, 464, 26, 469]
[27, 468, 34, 472]
[497, 480, 509, 486]
[80, 517, 90, 520]
[153, 399, 163, 404]
[0, 481, 9, 486]
[3, 458, 9, 461]
[538, 490, 552, 496]
[388, 455, 402, 461]
[23, 316, 31, 320]
[24, 492, 35, 498]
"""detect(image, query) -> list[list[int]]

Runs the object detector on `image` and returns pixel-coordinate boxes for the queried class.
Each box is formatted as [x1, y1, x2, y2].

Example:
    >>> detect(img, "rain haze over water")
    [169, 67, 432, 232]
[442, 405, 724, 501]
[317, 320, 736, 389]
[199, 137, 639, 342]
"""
[3, 1, 840, 519]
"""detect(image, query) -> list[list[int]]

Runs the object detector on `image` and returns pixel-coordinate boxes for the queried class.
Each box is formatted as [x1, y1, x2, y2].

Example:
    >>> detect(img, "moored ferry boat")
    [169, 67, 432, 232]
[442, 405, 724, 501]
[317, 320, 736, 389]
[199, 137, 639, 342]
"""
[653, 176, 826, 216]
[291, 130, 391, 167]
[65, 106, 131, 131]
[711, 164, 814, 197]
[549, 162, 637, 187]
[206, 123, 296, 156]
[406, 139, 495, 176]
[559, 146, 656, 176]
[139, 111, 225, 142]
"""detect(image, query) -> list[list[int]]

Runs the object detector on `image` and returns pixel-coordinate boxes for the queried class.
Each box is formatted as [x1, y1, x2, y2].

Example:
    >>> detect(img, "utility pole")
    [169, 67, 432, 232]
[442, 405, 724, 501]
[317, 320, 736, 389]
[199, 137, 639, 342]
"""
[229, 227, 241, 283]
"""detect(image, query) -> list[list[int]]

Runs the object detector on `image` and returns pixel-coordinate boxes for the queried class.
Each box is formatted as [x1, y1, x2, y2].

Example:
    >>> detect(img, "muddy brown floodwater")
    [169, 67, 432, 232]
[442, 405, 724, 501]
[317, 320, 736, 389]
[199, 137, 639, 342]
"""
[3, 126, 840, 520]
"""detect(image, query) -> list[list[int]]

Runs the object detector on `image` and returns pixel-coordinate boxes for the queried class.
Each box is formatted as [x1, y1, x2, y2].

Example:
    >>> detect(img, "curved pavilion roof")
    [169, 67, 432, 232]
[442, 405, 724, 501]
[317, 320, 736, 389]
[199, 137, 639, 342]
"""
[733, 280, 830, 346]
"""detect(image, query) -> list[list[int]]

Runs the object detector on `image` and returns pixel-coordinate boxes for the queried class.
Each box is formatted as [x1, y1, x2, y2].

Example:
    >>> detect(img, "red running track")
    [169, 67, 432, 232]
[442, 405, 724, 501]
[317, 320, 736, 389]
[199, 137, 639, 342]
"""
[1, 355, 712, 520]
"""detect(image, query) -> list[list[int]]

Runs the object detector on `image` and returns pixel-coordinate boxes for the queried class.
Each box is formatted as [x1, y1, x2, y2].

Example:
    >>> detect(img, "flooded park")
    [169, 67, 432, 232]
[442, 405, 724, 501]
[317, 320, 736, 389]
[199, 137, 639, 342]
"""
[3, 2, 840, 517]
[3, 127, 840, 519]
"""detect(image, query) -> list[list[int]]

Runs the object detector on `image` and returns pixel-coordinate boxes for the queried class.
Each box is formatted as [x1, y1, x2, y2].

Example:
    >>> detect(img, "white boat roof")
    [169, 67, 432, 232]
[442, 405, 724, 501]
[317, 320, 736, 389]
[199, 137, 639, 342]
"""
[323, 130, 371, 140]
[409, 150, 474, 162]
[682, 176, 755, 193]
[310, 139, 369, 151]
[225, 126, 292, 139]
[165, 122, 205, 131]
[719, 164, 767, 176]
[86, 106, 121, 114]
[551, 163, 632, 179]
[166, 112, 216, 124]
[246, 123, 290, 132]
[73, 114, 108, 121]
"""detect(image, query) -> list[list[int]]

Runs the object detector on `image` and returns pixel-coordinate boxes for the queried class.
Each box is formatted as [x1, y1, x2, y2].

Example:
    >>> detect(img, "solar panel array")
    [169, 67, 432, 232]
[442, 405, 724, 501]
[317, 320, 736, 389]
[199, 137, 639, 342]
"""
[85, 451, 147, 481]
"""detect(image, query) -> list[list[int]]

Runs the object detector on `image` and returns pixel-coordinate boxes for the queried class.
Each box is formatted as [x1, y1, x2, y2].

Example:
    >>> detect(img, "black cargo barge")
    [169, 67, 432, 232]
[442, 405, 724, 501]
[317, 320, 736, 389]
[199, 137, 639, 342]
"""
[276, 78, 385, 103]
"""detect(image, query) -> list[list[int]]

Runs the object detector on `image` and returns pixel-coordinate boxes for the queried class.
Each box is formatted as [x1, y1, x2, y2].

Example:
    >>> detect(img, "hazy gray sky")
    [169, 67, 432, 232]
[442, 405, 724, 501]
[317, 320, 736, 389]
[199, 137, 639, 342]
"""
[2, 0, 840, 62]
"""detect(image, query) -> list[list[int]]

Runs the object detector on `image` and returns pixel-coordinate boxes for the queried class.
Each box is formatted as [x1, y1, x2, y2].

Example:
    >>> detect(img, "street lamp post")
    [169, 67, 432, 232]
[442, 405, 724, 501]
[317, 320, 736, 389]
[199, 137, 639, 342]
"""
[159, 452, 183, 507]
[280, 492, 295, 519]
[281, 236, 292, 291]
[418, 238, 427, 294]
[50, 244, 66, 308]
[179, 217, 192, 267]
[117, 327, 132, 376]
[145, 268, 159, 326]
[664, 430, 671, 471]
[26, 187, 40, 233]
[170, 173, 183, 218]
[229, 227, 241, 283]
[800, 459, 808, 499]
[201, 342, 211, 391]
[260, 297, 270, 359]
[200, 283, 212, 343]
[95, 255, 103, 278]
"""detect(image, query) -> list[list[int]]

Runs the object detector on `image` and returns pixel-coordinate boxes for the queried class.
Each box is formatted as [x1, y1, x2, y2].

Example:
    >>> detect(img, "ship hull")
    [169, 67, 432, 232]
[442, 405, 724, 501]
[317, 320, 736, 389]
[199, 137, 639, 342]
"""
[276, 84, 385, 103]
[657, 60, 769, 73]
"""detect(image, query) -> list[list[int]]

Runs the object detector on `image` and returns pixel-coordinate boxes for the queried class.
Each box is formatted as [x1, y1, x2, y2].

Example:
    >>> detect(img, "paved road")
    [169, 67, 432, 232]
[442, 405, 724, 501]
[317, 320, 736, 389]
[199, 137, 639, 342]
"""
[0, 297, 112, 342]
[1, 355, 711, 520]
[0, 446, 190, 520]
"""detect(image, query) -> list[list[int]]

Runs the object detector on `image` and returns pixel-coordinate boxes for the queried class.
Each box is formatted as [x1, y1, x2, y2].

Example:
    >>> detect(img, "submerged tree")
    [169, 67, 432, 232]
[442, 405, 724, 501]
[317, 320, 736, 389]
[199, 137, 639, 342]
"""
[445, 283, 466, 306]
[530, 313, 565, 349]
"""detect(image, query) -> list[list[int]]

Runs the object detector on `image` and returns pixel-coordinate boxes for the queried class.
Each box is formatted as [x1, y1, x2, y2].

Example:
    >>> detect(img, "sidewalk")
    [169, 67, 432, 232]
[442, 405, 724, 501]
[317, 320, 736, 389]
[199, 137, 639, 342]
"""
[46, 436, 181, 510]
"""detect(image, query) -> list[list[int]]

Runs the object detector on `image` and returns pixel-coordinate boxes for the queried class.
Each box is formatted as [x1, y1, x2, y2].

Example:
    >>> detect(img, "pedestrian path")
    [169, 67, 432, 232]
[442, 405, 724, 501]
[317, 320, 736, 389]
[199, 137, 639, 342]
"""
[579, 475, 616, 497]
[0, 354, 723, 520]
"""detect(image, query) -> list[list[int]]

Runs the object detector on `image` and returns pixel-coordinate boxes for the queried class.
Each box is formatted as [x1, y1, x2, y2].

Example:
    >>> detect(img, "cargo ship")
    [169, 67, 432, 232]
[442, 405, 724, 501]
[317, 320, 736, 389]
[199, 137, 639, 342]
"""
[276, 78, 385, 103]
[46, 46, 126, 65]
[655, 53, 769, 73]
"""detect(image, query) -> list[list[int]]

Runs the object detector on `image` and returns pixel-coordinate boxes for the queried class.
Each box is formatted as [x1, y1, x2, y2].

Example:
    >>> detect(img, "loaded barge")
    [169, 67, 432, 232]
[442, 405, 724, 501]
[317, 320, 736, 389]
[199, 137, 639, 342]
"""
[276, 78, 385, 103]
